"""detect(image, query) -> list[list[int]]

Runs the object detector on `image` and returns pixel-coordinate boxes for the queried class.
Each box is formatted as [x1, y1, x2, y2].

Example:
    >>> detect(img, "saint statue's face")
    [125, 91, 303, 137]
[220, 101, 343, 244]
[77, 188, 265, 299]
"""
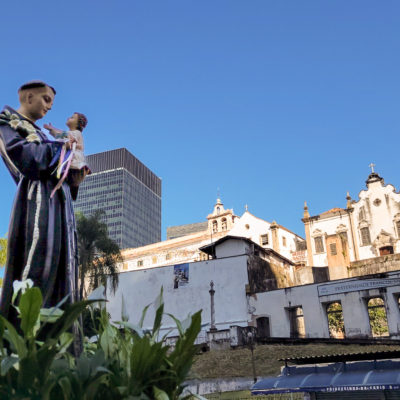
[66, 113, 79, 130]
[25, 86, 55, 121]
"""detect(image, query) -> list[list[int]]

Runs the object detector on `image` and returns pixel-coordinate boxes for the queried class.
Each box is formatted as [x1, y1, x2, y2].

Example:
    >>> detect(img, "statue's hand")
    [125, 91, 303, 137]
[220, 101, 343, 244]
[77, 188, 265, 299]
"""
[44, 123, 63, 136]
[66, 133, 77, 150]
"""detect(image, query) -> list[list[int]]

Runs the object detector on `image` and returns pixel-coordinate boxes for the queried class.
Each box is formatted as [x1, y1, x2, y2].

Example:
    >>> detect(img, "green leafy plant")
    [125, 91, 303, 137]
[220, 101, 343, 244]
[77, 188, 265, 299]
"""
[0, 281, 204, 399]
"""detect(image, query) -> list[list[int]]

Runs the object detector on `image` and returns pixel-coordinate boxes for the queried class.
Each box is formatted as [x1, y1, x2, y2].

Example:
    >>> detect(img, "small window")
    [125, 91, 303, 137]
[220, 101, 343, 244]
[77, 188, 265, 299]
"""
[216, 207, 220, 215]
[339, 231, 348, 243]
[396, 220, 400, 238]
[221, 218, 227, 231]
[314, 236, 324, 253]
[152, 256, 157, 264]
[137, 260, 143, 267]
[282, 236, 286, 247]
[166, 253, 171, 260]
[212, 220, 218, 233]
[260, 234, 269, 246]
[329, 243, 337, 255]
[245, 224, 250, 230]
[358, 206, 366, 222]
[360, 227, 371, 246]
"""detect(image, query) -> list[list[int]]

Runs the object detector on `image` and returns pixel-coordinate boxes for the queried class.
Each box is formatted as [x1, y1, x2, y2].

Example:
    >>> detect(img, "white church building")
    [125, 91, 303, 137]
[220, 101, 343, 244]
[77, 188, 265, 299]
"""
[303, 166, 400, 279]
[119, 198, 305, 272]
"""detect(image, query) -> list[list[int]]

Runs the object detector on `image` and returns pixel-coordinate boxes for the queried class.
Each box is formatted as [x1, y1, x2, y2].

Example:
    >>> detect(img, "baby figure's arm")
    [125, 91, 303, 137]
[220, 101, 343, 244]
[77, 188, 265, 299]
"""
[68, 130, 84, 151]
[44, 123, 68, 139]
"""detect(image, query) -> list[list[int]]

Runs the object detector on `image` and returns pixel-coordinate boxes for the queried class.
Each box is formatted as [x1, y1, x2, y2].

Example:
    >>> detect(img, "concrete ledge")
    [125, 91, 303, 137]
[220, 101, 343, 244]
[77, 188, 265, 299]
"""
[185, 376, 264, 395]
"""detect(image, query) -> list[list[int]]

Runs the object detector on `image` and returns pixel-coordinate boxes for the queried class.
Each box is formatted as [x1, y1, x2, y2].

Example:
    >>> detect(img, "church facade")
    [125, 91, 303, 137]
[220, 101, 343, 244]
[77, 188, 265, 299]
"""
[303, 168, 400, 279]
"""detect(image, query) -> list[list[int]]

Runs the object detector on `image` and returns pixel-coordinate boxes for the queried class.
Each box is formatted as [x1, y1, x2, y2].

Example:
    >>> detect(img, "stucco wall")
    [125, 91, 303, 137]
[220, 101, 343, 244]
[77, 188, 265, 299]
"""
[250, 270, 400, 339]
[349, 253, 400, 277]
[107, 255, 251, 335]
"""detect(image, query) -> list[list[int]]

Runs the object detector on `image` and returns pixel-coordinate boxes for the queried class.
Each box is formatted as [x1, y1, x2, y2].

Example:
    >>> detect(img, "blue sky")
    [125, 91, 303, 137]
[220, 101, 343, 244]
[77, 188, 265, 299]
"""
[0, 0, 399, 245]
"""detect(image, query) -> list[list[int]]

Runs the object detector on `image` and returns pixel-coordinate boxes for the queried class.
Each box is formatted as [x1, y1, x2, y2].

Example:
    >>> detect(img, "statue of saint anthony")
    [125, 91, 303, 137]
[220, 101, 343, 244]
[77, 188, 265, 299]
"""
[0, 81, 85, 326]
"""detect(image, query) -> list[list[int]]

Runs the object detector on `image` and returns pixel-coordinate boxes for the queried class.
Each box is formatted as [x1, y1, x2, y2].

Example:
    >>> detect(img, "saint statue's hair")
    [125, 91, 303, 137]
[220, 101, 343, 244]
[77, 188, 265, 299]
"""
[75, 112, 88, 132]
[18, 80, 56, 95]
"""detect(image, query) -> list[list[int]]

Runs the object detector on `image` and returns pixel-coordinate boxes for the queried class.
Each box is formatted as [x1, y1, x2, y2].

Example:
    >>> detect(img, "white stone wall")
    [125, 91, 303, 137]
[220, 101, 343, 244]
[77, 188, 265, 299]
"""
[250, 270, 400, 339]
[107, 255, 251, 336]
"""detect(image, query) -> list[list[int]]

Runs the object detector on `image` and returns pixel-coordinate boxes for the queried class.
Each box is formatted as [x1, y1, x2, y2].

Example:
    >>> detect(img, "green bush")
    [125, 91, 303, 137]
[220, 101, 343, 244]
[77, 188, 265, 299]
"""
[0, 280, 204, 399]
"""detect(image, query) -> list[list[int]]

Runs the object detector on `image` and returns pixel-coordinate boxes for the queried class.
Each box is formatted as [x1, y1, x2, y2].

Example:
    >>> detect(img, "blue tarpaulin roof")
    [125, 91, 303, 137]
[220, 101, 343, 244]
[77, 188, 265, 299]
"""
[251, 360, 400, 395]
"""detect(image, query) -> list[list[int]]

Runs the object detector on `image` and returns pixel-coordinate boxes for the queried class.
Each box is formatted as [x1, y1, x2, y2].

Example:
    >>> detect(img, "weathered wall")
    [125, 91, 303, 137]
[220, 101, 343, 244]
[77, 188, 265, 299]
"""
[247, 255, 278, 292]
[250, 270, 400, 339]
[107, 255, 250, 336]
[348, 253, 400, 277]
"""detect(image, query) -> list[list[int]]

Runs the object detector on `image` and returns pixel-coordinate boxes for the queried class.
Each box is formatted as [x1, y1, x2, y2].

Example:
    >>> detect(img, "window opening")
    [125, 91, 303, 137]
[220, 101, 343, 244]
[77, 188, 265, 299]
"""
[221, 218, 227, 231]
[260, 234, 269, 246]
[256, 317, 270, 339]
[212, 220, 218, 233]
[314, 236, 324, 253]
[289, 307, 305, 338]
[367, 298, 389, 337]
[326, 302, 345, 338]
[329, 243, 337, 256]
[360, 227, 371, 246]
[379, 246, 394, 256]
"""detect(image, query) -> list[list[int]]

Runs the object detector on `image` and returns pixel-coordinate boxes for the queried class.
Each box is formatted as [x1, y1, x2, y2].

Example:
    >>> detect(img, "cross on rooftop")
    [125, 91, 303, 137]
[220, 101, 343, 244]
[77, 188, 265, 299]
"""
[369, 163, 376, 173]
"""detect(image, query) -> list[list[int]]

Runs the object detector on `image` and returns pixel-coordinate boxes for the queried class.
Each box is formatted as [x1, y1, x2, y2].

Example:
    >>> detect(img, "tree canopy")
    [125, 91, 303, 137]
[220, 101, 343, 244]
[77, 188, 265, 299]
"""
[76, 210, 122, 299]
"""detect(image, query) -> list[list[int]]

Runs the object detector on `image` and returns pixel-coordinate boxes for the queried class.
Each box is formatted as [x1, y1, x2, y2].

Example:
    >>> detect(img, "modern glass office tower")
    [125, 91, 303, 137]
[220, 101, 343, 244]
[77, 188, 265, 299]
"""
[74, 148, 161, 249]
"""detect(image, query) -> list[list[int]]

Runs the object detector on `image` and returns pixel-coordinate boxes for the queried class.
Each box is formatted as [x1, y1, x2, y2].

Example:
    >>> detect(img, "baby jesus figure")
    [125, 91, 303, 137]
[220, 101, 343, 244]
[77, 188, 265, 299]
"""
[44, 112, 90, 198]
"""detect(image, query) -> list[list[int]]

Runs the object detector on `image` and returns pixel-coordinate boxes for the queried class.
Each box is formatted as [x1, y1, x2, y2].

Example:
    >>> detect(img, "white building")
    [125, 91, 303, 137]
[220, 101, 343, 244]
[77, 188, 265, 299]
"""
[303, 168, 400, 279]
[107, 235, 400, 342]
[119, 198, 305, 272]
[108, 236, 296, 340]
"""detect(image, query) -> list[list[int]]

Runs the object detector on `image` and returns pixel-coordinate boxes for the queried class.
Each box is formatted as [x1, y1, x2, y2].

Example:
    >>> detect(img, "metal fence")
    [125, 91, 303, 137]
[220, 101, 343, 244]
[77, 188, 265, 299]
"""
[204, 391, 303, 399]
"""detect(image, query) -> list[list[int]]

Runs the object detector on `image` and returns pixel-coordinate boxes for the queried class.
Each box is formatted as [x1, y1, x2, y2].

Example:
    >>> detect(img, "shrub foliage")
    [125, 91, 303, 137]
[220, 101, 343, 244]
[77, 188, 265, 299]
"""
[0, 281, 203, 399]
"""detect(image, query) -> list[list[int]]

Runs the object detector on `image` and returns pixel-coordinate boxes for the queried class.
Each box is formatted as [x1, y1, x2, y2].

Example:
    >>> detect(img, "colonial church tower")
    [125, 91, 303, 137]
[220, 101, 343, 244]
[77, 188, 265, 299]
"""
[207, 198, 237, 233]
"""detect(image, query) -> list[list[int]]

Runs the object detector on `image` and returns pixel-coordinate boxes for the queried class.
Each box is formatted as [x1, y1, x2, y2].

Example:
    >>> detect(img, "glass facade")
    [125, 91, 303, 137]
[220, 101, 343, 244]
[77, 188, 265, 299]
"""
[74, 148, 161, 249]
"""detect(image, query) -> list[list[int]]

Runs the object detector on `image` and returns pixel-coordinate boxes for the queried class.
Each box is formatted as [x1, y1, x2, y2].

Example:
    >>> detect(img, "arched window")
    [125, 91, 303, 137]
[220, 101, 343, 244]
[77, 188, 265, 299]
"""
[314, 236, 324, 253]
[216, 207, 220, 215]
[256, 317, 270, 339]
[212, 220, 218, 233]
[289, 307, 305, 338]
[368, 298, 389, 337]
[221, 218, 227, 231]
[326, 302, 345, 338]
[360, 227, 371, 246]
